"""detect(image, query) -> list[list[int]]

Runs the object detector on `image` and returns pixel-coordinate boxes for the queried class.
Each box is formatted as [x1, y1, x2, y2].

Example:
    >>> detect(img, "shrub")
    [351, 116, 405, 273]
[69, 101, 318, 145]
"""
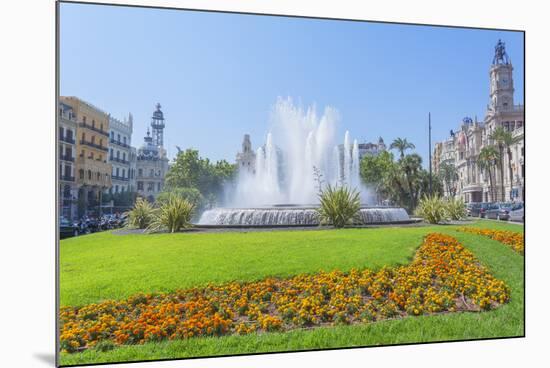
[126, 197, 155, 229]
[317, 185, 361, 228]
[146, 194, 196, 233]
[445, 198, 466, 220]
[415, 195, 448, 224]
[156, 187, 204, 208]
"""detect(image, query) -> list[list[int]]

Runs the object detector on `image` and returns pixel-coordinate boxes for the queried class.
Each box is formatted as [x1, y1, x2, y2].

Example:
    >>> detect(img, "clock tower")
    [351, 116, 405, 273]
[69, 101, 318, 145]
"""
[489, 39, 514, 113]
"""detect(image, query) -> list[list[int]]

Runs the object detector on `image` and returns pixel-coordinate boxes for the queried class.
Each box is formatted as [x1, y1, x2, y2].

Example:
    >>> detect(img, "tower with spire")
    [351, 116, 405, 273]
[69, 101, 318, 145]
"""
[488, 39, 515, 113]
[151, 103, 165, 147]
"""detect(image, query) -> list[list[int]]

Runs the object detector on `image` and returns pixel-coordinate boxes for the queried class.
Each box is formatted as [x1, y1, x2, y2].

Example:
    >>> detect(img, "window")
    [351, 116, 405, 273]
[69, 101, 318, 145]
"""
[122, 169, 125, 178]
[115, 185, 119, 193]
[79, 169, 84, 180]
[150, 169, 154, 177]
[87, 170, 92, 180]
[98, 154, 102, 162]
[117, 150, 120, 159]
[123, 153, 126, 161]
[92, 120, 95, 128]
[66, 129, 73, 140]
[97, 172, 101, 180]
[91, 136, 95, 144]
[83, 116, 87, 123]
[99, 139, 103, 147]
[117, 134, 121, 142]
[110, 148, 113, 159]
[138, 168, 143, 177]
[81, 132, 85, 141]
[111, 131, 115, 140]
[116, 167, 119, 177]
[123, 137, 127, 145]
[137, 181, 144, 190]
[157, 182, 161, 191]
[147, 182, 154, 192]
[59, 127, 64, 138]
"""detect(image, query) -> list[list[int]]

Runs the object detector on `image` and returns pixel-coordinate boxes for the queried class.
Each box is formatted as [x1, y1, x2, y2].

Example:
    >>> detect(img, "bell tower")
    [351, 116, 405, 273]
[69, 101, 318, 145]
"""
[489, 39, 514, 113]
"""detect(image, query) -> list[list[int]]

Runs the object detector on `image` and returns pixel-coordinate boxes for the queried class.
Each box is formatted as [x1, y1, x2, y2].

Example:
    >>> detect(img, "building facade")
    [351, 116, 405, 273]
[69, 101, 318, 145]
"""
[433, 40, 524, 203]
[136, 104, 169, 201]
[236, 134, 256, 174]
[58, 102, 78, 220]
[108, 114, 133, 194]
[60, 96, 112, 217]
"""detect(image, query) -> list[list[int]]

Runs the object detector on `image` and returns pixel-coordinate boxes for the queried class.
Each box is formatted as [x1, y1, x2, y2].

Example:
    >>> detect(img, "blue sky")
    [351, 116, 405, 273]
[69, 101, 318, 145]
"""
[59, 2, 524, 167]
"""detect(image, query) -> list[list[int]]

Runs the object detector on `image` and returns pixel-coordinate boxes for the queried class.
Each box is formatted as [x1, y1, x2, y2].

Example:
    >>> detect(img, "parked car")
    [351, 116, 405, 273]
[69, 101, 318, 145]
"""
[468, 202, 492, 218]
[59, 217, 79, 239]
[466, 203, 480, 217]
[508, 203, 524, 222]
[485, 202, 514, 220]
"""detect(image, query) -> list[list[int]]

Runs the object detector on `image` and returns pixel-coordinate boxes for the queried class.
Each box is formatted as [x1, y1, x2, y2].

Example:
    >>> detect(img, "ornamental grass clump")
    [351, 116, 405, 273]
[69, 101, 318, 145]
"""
[415, 195, 448, 224]
[147, 194, 195, 233]
[126, 197, 155, 229]
[60, 233, 510, 353]
[317, 184, 361, 228]
[445, 198, 467, 220]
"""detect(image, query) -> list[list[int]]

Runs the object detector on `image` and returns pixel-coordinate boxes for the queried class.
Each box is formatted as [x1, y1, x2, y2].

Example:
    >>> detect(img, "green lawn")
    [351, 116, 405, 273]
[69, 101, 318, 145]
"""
[59, 219, 524, 366]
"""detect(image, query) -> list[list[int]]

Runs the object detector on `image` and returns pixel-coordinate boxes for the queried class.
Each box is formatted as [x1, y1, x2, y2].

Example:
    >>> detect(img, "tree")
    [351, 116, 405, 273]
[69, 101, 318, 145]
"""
[390, 138, 415, 159]
[157, 187, 204, 208]
[359, 151, 395, 203]
[489, 127, 509, 201]
[490, 127, 521, 201]
[165, 148, 237, 205]
[478, 145, 500, 202]
[438, 162, 458, 197]
[399, 153, 423, 210]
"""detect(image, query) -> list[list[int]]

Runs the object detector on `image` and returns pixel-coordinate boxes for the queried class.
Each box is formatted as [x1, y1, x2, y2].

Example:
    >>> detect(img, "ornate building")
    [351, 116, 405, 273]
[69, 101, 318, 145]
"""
[236, 134, 256, 174]
[60, 96, 112, 217]
[433, 40, 524, 203]
[108, 114, 133, 194]
[58, 102, 78, 220]
[136, 104, 169, 201]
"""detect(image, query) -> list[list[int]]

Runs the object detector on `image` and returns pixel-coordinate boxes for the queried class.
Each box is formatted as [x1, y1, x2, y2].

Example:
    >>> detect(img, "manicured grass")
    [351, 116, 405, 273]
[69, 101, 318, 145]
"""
[59, 220, 524, 366]
[60, 228, 425, 307]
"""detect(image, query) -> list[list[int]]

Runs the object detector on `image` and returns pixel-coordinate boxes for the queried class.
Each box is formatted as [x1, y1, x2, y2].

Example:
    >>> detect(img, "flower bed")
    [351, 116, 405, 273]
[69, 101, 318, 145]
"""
[457, 227, 524, 255]
[60, 233, 509, 353]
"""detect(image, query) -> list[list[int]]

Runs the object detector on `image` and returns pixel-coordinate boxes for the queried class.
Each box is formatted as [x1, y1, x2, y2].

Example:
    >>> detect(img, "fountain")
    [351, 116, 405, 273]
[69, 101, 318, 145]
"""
[198, 97, 411, 227]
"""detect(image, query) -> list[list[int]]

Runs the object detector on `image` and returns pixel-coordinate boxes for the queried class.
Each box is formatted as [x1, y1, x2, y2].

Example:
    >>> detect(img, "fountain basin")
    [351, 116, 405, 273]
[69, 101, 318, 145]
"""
[197, 206, 411, 227]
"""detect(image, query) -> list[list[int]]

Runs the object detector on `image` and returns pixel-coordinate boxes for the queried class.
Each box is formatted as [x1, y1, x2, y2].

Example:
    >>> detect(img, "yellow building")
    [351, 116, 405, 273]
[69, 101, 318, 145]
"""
[60, 96, 112, 216]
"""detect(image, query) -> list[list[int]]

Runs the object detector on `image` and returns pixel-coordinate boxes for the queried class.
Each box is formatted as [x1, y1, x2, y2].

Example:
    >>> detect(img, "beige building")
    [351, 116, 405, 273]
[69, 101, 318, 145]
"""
[58, 102, 78, 220]
[433, 40, 524, 203]
[236, 134, 256, 174]
[60, 96, 112, 216]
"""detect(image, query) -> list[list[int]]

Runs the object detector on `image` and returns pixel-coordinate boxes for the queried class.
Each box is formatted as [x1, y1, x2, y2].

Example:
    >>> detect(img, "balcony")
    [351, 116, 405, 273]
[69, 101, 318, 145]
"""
[59, 154, 75, 162]
[80, 139, 109, 152]
[60, 135, 76, 144]
[110, 139, 130, 149]
[112, 175, 130, 182]
[60, 174, 75, 182]
[79, 122, 109, 137]
[109, 156, 129, 164]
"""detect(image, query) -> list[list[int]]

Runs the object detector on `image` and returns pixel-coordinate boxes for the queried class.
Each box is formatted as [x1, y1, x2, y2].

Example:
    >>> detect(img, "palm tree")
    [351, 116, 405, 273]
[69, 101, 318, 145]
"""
[400, 153, 423, 211]
[478, 146, 500, 202]
[489, 127, 512, 201]
[390, 138, 415, 159]
[489, 127, 521, 201]
[438, 162, 458, 198]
